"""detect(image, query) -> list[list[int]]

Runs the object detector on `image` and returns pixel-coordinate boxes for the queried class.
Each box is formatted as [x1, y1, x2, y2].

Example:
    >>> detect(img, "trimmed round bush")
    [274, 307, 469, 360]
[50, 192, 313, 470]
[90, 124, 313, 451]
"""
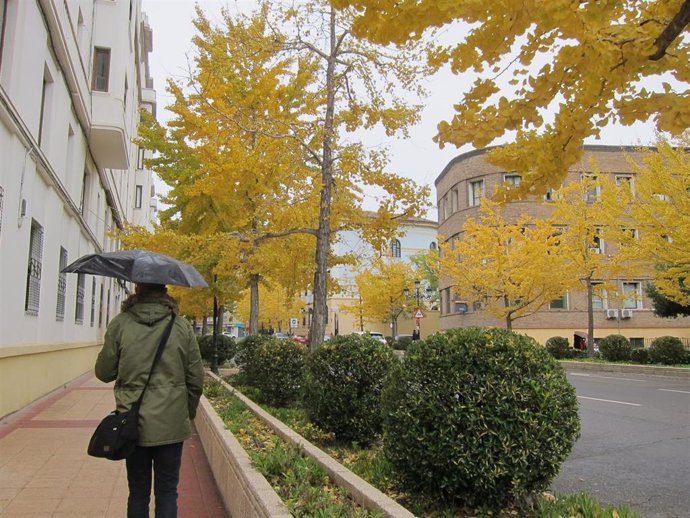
[246, 337, 307, 407]
[649, 336, 686, 365]
[630, 348, 649, 364]
[381, 327, 580, 508]
[235, 334, 270, 374]
[599, 334, 632, 362]
[545, 336, 571, 359]
[303, 334, 398, 445]
[197, 334, 236, 365]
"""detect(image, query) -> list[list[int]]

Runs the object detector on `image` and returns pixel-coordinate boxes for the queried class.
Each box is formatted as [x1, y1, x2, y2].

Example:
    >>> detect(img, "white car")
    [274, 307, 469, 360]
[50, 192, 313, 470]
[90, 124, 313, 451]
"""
[353, 331, 387, 344]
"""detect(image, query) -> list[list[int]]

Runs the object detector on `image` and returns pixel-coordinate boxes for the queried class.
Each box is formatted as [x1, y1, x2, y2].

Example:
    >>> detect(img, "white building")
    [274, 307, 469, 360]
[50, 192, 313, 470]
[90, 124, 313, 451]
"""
[299, 216, 439, 339]
[0, 0, 157, 417]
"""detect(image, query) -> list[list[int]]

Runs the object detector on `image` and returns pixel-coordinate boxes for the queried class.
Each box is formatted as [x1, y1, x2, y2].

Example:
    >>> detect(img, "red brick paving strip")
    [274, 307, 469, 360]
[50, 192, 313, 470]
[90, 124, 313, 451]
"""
[0, 371, 229, 518]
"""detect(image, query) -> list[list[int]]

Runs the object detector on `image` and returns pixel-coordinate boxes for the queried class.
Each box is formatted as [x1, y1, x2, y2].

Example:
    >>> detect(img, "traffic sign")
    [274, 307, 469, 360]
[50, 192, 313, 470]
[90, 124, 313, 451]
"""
[414, 309, 424, 319]
[290, 318, 299, 328]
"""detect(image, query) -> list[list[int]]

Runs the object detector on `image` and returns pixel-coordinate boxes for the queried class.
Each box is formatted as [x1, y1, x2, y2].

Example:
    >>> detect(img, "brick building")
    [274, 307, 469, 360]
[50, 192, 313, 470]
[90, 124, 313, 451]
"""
[435, 145, 690, 346]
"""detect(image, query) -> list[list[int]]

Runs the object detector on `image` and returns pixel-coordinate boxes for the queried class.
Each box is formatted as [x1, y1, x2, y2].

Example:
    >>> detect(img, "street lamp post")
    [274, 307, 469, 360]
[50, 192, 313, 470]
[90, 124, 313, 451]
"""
[404, 280, 432, 337]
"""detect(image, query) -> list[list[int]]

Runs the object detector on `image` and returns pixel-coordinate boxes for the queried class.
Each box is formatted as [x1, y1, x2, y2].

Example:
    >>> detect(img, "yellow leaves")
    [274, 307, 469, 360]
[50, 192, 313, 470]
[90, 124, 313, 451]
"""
[334, 0, 690, 194]
[623, 135, 690, 305]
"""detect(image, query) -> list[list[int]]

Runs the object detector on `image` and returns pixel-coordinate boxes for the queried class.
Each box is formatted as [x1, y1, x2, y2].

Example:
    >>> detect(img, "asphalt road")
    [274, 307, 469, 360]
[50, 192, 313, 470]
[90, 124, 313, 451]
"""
[550, 370, 690, 518]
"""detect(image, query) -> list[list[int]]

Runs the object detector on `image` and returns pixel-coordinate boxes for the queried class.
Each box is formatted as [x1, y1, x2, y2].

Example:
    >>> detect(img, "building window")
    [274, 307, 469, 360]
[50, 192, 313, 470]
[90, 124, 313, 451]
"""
[630, 337, 644, 348]
[504, 174, 521, 186]
[38, 66, 53, 146]
[544, 188, 555, 202]
[75, 273, 85, 324]
[468, 179, 483, 207]
[582, 174, 600, 202]
[98, 282, 104, 327]
[590, 229, 603, 254]
[391, 239, 401, 258]
[622, 281, 642, 309]
[135, 185, 143, 208]
[615, 174, 634, 195]
[549, 293, 568, 310]
[137, 147, 145, 169]
[56, 247, 68, 321]
[591, 282, 607, 310]
[429, 241, 437, 251]
[622, 227, 639, 239]
[443, 194, 451, 220]
[150, 184, 156, 197]
[92, 47, 111, 92]
[80, 170, 89, 215]
[90, 278, 97, 327]
[454, 300, 468, 313]
[0, 0, 8, 71]
[451, 187, 459, 212]
[0, 185, 4, 242]
[25, 219, 44, 315]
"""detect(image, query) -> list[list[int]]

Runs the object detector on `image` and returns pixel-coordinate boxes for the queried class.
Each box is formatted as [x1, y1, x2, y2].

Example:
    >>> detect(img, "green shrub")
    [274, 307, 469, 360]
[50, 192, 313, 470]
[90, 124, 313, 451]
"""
[303, 334, 398, 445]
[598, 334, 632, 362]
[381, 327, 580, 508]
[630, 348, 649, 364]
[197, 334, 236, 365]
[247, 338, 307, 407]
[545, 336, 571, 359]
[394, 335, 414, 351]
[235, 334, 271, 374]
[648, 336, 686, 365]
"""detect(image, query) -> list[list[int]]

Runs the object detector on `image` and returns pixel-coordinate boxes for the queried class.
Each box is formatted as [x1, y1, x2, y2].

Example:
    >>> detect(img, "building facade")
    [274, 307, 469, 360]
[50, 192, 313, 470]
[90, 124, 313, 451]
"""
[435, 146, 690, 346]
[311, 216, 440, 339]
[0, 0, 157, 417]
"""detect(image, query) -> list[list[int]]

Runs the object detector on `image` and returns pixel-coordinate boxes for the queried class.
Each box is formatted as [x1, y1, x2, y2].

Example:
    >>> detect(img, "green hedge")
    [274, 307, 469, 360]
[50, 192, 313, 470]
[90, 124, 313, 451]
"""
[197, 334, 236, 365]
[599, 334, 632, 362]
[649, 336, 686, 365]
[236, 334, 306, 407]
[302, 334, 398, 445]
[381, 327, 580, 508]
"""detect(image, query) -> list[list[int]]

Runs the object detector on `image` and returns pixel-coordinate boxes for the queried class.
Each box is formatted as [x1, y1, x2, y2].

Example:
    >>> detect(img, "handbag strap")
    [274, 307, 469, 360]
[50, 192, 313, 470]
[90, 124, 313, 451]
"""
[134, 313, 176, 407]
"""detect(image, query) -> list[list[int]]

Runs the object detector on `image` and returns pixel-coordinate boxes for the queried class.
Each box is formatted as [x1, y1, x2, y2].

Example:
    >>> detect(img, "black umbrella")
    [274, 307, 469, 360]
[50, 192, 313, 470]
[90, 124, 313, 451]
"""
[62, 249, 208, 288]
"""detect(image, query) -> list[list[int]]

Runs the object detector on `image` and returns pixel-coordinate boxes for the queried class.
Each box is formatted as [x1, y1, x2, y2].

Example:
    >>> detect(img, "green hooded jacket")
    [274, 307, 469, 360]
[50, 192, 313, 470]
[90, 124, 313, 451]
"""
[95, 294, 204, 447]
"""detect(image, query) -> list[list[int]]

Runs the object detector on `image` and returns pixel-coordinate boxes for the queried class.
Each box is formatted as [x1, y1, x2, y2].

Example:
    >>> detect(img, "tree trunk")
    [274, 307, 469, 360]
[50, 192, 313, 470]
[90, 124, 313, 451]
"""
[249, 273, 260, 334]
[201, 315, 208, 335]
[586, 276, 595, 357]
[309, 7, 337, 351]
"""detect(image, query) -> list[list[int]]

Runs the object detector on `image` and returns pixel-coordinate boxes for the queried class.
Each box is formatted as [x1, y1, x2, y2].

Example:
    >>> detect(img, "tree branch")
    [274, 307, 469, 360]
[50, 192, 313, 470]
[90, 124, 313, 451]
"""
[650, 0, 690, 61]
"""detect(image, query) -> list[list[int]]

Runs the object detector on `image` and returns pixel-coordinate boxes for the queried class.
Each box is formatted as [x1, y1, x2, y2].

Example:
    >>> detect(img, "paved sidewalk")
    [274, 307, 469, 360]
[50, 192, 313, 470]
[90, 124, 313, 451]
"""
[0, 371, 228, 518]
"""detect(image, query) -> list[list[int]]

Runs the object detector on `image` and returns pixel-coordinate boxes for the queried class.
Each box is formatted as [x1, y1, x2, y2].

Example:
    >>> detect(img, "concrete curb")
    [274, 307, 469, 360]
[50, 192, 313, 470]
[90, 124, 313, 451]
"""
[208, 372, 416, 518]
[195, 395, 292, 518]
[560, 360, 690, 379]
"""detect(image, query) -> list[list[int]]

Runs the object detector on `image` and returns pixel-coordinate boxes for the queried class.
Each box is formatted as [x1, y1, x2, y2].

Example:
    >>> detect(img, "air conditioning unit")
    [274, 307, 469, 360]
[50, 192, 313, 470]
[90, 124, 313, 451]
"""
[620, 309, 633, 319]
[605, 309, 619, 320]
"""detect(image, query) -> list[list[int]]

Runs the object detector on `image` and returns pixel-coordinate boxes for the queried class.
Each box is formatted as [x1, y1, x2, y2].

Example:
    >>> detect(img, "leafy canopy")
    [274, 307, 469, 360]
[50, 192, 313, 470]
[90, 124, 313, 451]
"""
[625, 134, 690, 306]
[331, 0, 690, 197]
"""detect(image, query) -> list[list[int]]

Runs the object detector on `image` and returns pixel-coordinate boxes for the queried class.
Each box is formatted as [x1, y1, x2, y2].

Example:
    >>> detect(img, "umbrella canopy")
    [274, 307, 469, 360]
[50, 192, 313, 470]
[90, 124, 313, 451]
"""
[62, 249, 208, 288]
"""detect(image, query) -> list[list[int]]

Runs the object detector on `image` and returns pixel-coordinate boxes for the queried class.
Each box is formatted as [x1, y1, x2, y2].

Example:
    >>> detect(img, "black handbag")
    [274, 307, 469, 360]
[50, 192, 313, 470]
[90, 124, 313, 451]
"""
[88, 314, 176, 460]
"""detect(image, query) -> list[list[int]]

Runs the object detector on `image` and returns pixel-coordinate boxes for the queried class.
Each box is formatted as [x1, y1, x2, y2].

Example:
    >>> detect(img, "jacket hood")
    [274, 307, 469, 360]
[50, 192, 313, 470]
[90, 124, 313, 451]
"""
[121, 293, 178, 326]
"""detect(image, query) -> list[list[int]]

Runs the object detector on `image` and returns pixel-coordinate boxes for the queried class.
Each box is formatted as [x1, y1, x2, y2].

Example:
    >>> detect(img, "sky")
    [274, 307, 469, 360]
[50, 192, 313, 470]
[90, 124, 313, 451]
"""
[141, 0, 660, 219]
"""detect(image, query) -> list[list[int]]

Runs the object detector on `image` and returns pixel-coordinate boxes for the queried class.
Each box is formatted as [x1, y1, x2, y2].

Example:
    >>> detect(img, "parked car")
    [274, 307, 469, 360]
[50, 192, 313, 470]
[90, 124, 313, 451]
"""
[273, 332, 291, 340]
[353, 331, 387, 344]
[292, 335, 309, 345]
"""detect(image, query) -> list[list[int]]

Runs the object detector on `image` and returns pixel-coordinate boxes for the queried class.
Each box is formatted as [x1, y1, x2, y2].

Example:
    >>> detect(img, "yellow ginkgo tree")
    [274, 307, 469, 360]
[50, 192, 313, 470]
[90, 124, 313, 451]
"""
[341, 257, 417, 337]
[331, 0, 690, 198]
[548, 175, 635, 355]
[438, 199, 575, 331]
[128, 5, 318, 333]
[625, 134, 690, 309]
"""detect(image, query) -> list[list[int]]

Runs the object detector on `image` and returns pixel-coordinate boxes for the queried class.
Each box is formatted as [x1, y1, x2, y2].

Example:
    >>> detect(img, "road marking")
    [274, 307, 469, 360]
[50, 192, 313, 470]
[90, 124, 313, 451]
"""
[659, 389, 690, 395]
[577, 396, 642, 407]
[569, 372, 646, 382]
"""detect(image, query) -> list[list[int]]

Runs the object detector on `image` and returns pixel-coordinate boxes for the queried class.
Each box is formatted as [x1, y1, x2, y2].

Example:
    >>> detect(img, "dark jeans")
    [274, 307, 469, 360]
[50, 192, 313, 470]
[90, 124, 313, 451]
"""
[126, 442, 184, 518]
